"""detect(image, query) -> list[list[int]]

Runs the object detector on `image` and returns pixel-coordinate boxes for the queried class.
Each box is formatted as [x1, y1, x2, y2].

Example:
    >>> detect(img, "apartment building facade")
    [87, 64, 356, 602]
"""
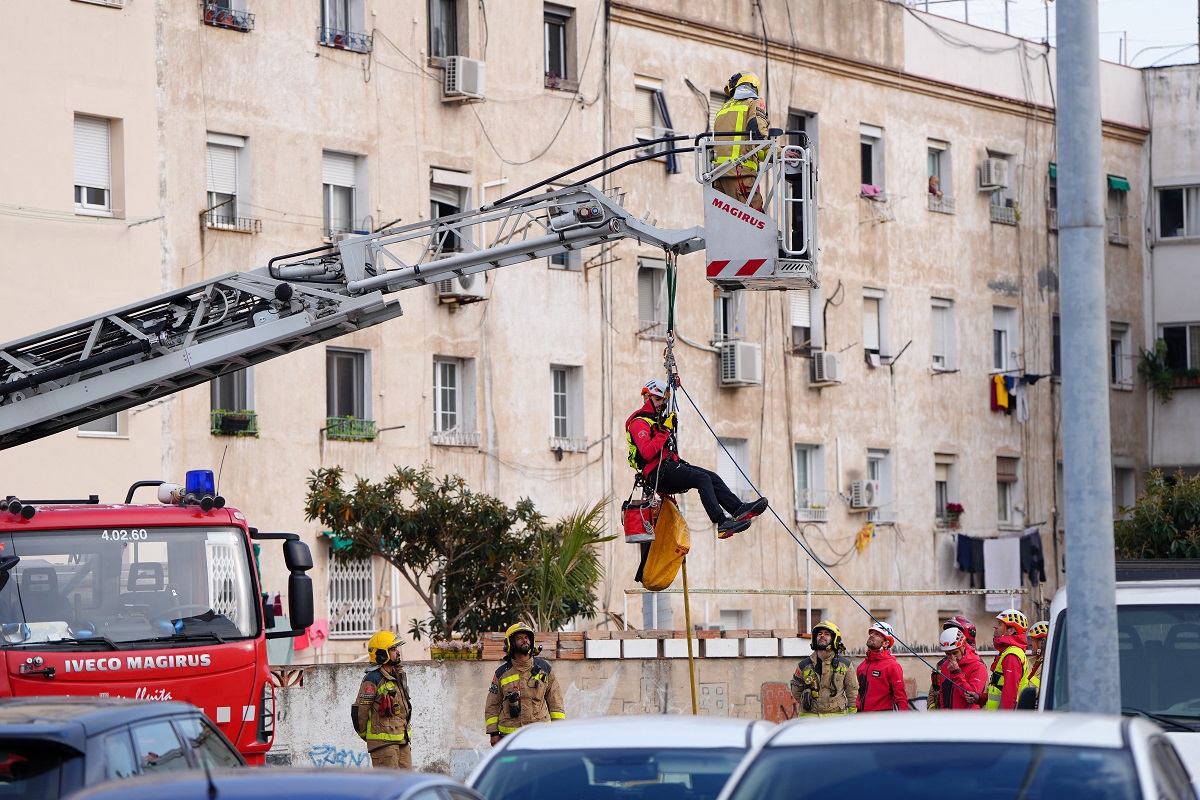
[1, 0, 1154, 659]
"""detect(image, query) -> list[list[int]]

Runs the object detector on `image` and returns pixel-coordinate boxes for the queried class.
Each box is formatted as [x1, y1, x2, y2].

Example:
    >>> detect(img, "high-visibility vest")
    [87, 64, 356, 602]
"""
[626, 415, 658, 470]
[985, 646, 1029, 710]
[356, 668, 411, 744]
[713, 98, 764, 173]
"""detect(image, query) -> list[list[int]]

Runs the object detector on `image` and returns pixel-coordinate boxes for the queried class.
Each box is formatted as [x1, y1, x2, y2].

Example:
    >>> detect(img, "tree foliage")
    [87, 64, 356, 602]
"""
[304, 465, 611, 643]
[1114, 469, 1200, 559]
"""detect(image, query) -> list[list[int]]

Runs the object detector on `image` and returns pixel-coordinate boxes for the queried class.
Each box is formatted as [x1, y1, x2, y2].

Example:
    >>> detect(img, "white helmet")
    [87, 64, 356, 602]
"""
[868, 620, 895, 648]
[940, 627, 965, 652]
[642, 379, 669, 399]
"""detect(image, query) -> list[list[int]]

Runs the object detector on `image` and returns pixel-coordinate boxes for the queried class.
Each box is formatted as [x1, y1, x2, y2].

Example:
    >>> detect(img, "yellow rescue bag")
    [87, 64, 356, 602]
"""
[641, 497, 690, 591]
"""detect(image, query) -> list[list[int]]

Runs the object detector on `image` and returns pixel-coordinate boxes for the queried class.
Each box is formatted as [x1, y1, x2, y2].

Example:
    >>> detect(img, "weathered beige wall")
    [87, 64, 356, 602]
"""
[270, 654, 944, 778]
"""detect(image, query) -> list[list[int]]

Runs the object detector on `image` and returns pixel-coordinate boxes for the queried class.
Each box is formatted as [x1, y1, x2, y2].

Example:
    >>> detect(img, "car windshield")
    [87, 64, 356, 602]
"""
[0, 742, 65, 800]
[1048, 605, 1200, 723]
[473, 747, 746, 800]
[728, 742, 1141, 800]
[0, 527, 258, 646]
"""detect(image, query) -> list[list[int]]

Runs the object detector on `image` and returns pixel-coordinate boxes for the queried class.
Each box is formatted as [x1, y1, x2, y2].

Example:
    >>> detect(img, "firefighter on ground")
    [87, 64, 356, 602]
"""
[351, 631, 413, 769]
[712, 71, 771, 211]
[789, 621, 859, 716]
[856, 621, 910, 712]
[935, 626, 988, 710]
[927, 615, 977, 710]
[1027, 620, 1050, 703]
[626, 378, 768, 540]
[974, 608, 1030, 710]
[485, 623, 565, 746]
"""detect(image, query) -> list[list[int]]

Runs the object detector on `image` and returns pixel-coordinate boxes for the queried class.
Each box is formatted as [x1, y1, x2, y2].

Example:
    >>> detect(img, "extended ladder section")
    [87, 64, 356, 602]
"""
[0, 134, 817, 449]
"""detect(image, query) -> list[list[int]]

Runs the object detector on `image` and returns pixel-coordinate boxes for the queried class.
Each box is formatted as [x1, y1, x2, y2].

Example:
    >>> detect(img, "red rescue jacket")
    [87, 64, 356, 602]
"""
[990, 632, 1029, 710]
[938, 646, 987, 709]
[625, 399, 678, 477]
[856, 648, 909, 712]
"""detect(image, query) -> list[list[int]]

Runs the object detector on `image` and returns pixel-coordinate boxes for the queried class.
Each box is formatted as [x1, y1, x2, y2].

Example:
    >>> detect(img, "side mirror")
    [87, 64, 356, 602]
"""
[282, 539, 313, 572]
[288, 573, 314, 631]
[1017, 686, 1038, 710]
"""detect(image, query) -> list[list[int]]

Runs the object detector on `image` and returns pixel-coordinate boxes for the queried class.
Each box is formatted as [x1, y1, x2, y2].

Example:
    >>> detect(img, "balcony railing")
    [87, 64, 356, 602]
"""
[324, 417, 377, 442]
[927, 193, 955, 214]
[431, 428, 481, 448]
[1107, 214, 1130, 245]
[204, 212, 261, 233]
[319, 26, 373, 54]
[202, 4, 254, 32]
[867, 509, 896, 525]
[210, 410, 259, 437]
[795, 488, 829, 522]
[549, 436, 588, 453]
[859, 191, 897, 223]
[990, 202, 1018, 226]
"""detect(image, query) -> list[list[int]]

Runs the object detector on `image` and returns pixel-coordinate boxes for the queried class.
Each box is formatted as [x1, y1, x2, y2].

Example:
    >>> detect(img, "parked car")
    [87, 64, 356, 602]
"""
[0, 696, 244, 799]
[64, 768, 485, 800]
[468, 715, 774, 800]
[716, 712, 1198, 800]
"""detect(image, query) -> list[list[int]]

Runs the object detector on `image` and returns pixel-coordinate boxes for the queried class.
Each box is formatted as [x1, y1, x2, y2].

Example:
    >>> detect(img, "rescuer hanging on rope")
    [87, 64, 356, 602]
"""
[625, 378, 768, 539]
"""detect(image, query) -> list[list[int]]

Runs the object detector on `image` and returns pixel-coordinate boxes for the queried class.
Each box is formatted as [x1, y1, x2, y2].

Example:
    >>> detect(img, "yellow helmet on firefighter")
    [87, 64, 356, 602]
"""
[811, 621, 844, 652]
[1029, 620, 1050, 640]
[996, 608, 1029, 633]
[367, 630, 405, 665]
[723, 71, 762, 98]
[504, 622, 541, 656]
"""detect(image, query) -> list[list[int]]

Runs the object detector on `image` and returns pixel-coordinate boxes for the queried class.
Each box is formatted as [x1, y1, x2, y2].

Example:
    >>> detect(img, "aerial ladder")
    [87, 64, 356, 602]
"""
[0, 131, 817, 450]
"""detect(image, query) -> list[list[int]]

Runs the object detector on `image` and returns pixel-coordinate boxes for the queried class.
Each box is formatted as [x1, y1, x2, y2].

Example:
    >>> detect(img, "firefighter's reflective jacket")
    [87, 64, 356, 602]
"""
[789, 654, 859, 715]
[484, 655, 566, 735]
[351, 664, 412, 748]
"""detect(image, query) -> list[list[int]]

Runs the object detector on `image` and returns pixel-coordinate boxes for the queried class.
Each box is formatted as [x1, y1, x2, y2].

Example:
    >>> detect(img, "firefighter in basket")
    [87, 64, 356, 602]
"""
[351, 630, 414, 768]
[485, 623, 565, 746]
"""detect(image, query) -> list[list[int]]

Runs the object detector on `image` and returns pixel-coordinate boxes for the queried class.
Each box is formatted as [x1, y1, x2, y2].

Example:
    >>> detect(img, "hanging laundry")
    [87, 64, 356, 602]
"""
[1019, 527, 1047, 586]
[984, 536, 1022, 612]
[991, 374, 1009, 411]
[855, 521, 876, 554]
[956, 534, 986, 588]
[1014, 381, 1030, 423]
[1003, 376, 1017, 416]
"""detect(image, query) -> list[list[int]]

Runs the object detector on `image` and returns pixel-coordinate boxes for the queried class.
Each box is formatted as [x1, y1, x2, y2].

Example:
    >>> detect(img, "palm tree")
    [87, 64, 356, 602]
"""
[522, 499, 615, 631]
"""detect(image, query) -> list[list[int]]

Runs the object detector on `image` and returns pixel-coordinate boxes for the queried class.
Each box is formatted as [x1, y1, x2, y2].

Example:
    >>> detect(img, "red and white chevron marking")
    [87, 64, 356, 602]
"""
[706, 259, 769, 278]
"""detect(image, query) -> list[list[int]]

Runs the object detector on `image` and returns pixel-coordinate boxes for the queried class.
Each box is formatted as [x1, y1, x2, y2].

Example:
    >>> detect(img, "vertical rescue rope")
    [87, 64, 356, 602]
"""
[682, 558, 698, 715]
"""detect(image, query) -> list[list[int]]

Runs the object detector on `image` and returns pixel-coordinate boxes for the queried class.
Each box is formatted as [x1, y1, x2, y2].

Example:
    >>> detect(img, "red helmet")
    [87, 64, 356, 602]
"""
[945, 615, 977, 646]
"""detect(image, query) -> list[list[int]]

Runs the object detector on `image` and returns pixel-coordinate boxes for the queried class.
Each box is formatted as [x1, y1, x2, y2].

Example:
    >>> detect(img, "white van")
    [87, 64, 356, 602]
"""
[1039, 561, 1200, 772]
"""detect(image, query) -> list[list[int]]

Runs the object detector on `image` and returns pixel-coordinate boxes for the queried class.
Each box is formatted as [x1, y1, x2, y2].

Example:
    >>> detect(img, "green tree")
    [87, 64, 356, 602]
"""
[305, 465, 541, 643]
[1114, 469, 1200, 559]
[522, 499, 616, 632]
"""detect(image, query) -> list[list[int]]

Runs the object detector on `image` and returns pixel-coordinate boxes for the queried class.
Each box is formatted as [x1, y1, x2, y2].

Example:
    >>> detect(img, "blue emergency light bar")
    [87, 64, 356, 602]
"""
[185, 470, 216, 496]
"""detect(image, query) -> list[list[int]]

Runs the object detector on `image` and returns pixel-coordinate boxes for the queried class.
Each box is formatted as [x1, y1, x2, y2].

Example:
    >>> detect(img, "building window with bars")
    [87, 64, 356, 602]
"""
[327, 548, 374, 639]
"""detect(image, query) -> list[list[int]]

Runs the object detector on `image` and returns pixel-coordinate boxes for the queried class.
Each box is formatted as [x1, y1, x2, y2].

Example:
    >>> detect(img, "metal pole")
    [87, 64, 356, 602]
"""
[1057, 0, 1121, 715]
[682, 559, 698, 716]
[805, 560, 812, 633]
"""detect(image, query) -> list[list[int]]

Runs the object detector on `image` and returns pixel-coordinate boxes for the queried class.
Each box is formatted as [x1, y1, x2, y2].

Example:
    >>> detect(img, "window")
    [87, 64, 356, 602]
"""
[205, 133, 253, 231]
[320, 0, 370, 51]
[931, 298, 955, 370]
[430, 174, 468, 254]
[1052, 313, 1062, 377]
[210, 369, 257, 436]
[637, 257, 667, 336]
[797, 607, 824, 635]
[429, 0, 459, 58]
[79, 412, 126, 437]
[433, 357, 478, 445]
[1047, 164, 1059, 231]
[719, 608, 752, 630]
[935, 453, 957, 521]
[328, 549, 374, 638]
[863, 288, 889, 363]
[548, 250, 581, 270]
[869, 609, 893, 625]
[322, 150, 365, 239]
[176, 717, 244, 769]
[544, 4, 573, 87]
[202, 1, 255, 33]
[1106, 175, 1130, 244]
[867, 448, 893, 524]
[927, 139, 953, 213]
[550, 365, 585, 452]
[795, 443, 826, 522]
[1110, 323, 1132, 388]
[1161, 324, 1200, 370]
[992, 306, 1017, 373]
[633, 76, 676, 170]
[1157, 185, 1200, 239]
[708, 92, 727, 131]
[714, 290, 746, 342]
[987, 151, 1016, 225]
[102, 732, 138, 780]
[716, 437, 752, 502]
[1113, 466, 1136, 518]
[788, 111, 818, 249]
[997, 456, 1019, 525]
[860, 124, 884, 190]
[131, 721, 189, 774]
[74, 115, 111, 214]
[326, 349, 368, 420]
[791, 290, 812, 352]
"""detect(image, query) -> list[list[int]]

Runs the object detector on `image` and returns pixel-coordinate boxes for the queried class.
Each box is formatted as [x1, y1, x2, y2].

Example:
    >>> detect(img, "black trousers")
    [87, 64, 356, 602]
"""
[651, 459, 741, 523]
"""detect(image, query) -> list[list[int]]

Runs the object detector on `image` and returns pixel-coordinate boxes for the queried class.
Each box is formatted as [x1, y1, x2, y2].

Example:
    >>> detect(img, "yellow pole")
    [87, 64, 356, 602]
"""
[682, 558, 698, 715]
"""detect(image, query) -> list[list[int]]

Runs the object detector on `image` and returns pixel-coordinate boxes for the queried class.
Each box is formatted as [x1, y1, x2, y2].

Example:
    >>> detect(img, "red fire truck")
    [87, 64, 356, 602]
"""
[0, 471, 314, 764]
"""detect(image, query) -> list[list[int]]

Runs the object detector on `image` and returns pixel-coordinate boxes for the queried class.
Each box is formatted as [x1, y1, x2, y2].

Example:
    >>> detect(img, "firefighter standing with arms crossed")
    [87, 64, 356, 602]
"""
[485, 623, 566, 746]
[789, 621, 859, 716]
[351, 631, 413, 769]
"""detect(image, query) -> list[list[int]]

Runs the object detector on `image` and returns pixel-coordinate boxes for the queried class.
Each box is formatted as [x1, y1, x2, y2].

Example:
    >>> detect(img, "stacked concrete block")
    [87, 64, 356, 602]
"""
[556, 631, 585, 660]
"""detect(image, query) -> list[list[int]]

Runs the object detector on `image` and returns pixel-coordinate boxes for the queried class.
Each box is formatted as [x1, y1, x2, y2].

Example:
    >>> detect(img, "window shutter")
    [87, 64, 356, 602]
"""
[709, 93, 726, 130]
[638, 269, 657, 322]
[791, 290, 811, 328]
[935, 463, 948, 483]
[74, 116, 110, 190]
[206, 144, 237, 195]
[430, 183, 461, 207]
[863, 298, 880, 351]
[716, 441, 738, 493]
[322, 151, 356, 187]
[634, 88, 655, 132]
[997, 457, 1018, 483]
[931, 305, 946, 359]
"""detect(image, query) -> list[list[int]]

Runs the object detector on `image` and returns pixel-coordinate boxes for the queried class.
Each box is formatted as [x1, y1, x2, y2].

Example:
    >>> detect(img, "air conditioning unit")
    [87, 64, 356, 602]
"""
[978, 157, 1010, 190]
[443, 56, 486, 101]
[812, 351, 842, 384]
[435, 273, 487, 303]
[850, 480, 881, 509]
[719, 341, 762, 387]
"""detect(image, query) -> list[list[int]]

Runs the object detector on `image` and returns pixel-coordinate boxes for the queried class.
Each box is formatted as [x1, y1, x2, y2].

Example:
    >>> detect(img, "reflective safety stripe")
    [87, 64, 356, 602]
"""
[500, 673, 520, 687]
[714, 100, 760, 173]
[362, 731, 409, 742]
[985, 645, 1029, 710]
[485, 716, 499, 726]
[498, 724, 519, 734]
[549, 711, 566, 720]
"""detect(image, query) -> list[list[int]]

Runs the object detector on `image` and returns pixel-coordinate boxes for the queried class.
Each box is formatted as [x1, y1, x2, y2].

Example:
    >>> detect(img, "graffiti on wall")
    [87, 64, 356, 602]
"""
[307, 744, 371, 769]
